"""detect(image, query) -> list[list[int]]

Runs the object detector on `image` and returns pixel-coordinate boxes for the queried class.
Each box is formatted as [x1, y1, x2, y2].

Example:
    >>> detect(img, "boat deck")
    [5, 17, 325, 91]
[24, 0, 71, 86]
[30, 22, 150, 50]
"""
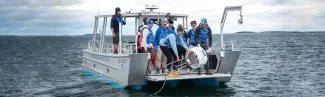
[146, 73, 231, 82]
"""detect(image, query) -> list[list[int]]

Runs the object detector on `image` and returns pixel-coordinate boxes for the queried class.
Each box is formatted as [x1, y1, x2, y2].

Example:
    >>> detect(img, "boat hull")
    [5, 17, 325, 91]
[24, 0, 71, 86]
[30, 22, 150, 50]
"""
[82, 49, 149, 87]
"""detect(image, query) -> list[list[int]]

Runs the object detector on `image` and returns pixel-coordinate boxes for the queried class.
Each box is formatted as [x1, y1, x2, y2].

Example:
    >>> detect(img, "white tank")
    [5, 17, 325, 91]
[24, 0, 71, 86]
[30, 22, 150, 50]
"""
[186, 47, 208, 68]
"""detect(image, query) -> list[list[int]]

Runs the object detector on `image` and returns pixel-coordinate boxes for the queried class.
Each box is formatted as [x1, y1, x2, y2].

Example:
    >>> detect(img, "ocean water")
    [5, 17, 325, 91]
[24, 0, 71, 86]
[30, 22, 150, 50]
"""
[0, 33, 325, 97]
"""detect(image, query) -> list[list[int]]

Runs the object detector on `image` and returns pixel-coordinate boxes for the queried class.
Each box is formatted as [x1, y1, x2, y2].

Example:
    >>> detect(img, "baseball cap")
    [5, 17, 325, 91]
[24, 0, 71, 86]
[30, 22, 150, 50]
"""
[162, 20, 168, 25]
[148, 20, 154, 24]
[201, 18, 207, 24]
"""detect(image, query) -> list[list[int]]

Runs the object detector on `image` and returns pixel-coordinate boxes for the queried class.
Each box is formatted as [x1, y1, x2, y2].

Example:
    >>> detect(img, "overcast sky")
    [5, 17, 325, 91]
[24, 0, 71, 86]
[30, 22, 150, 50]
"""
[1, 0, 325, 35]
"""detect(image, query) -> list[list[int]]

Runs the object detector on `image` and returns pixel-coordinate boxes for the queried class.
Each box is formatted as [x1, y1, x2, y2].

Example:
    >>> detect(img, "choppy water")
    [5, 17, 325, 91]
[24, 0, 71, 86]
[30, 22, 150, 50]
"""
[0, 33, 325, 97]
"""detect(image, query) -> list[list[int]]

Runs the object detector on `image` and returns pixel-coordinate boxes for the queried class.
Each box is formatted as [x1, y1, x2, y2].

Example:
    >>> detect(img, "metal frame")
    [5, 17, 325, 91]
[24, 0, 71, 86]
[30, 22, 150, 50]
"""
[90, 8, 189, 55]
[220, 5, 243, 51]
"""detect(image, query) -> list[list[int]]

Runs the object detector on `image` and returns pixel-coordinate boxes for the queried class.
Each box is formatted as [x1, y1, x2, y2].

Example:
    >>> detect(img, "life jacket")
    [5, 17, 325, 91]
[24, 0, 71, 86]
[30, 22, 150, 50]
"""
[163, 31, 178, 47]
[142, 27, 154, 44]
[189, 29, 196, 45]
[136, 32, 142, 50]
[198, 26, 209, 43]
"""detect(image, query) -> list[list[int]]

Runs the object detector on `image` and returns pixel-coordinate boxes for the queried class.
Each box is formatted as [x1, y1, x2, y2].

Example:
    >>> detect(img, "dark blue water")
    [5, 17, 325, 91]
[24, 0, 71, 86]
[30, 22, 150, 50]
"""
[0, 33, 325, 97]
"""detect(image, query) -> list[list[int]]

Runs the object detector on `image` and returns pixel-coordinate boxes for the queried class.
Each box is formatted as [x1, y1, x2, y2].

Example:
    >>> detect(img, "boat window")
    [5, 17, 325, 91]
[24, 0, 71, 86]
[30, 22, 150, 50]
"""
[107, 69, 110, 73]
[93, 64, 96, 67]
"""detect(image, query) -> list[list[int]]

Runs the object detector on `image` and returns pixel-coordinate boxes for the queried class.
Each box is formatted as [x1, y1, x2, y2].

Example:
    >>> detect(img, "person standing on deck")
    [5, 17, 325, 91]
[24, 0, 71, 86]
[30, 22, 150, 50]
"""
[141, 19, 155, 53]
[195, 18, 213, 75]
[187, 20, 197, 48]
[142, 19, 155, 74]
[153, 20, 169, 72]
[110, 7, 126, 54]
[159, 25, 189, 72]
[175, 24, 189, 70]
[136, 25, 143, 53]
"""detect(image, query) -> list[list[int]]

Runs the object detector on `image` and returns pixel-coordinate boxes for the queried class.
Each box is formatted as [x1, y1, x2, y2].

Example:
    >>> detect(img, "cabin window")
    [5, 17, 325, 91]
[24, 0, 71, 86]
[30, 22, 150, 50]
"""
[93, 64, 96, 67]
[107, 69, 110, 73]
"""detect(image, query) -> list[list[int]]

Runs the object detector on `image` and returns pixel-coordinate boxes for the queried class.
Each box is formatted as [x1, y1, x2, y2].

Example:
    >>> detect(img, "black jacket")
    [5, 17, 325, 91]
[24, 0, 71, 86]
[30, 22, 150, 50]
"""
[194, 24, 212, 47]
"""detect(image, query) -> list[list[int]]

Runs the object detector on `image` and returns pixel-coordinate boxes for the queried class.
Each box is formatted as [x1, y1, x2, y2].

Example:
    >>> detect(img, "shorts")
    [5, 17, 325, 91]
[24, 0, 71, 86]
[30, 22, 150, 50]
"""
[113, 33, 119, 44]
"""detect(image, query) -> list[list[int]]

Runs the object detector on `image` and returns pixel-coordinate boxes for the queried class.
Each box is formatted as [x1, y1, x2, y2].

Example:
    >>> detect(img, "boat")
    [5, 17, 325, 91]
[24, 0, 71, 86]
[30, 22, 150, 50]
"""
[82, 4, 243, 88]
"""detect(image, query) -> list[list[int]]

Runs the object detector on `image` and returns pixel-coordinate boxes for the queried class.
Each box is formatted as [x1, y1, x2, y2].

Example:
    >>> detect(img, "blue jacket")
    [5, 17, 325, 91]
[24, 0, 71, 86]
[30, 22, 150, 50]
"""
[110, 15, 126, 34]
[176, 31, 188, 47]
[195, 24, 212, 47]
[159, 30, 189, 56]
[154, 26, 169, 51]
[188, 29, 196, 46]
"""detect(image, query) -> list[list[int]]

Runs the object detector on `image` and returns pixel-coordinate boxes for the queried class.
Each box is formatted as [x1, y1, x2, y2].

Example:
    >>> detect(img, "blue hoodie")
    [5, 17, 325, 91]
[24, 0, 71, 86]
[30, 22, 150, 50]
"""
[176, 31, 189, 47]
[154, 26, 169, 51]
[159, 30, 189, 56]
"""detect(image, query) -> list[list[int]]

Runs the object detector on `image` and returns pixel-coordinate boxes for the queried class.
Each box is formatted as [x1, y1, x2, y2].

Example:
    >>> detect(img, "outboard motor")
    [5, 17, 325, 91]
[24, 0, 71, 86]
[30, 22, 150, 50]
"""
[186, 47, 208, 69]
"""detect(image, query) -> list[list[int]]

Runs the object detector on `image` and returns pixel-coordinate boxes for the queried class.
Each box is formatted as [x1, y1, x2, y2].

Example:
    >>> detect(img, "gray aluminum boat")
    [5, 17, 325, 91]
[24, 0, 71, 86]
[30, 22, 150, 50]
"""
[82, 5, 243, 88]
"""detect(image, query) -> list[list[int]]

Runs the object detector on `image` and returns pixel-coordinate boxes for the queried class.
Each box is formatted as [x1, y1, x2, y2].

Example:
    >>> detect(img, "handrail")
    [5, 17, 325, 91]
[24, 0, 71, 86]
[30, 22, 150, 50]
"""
[224, 41, 234, 51]
[220, 5, 243, 51]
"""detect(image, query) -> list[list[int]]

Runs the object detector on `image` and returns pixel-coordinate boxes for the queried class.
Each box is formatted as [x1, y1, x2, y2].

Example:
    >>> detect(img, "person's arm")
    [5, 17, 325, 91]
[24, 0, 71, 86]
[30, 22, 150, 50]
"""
[142, 29, 149, 52]
[169, 35, 178, 57]
[188, 30, 192, 45]
[179, 36, 189, 50]
[153, 28, 160, 52]
[195, 27, 200, 45]
[208, 26, 212, 47]
[123, 16, 126, 25]
[110, 16, 116, 37]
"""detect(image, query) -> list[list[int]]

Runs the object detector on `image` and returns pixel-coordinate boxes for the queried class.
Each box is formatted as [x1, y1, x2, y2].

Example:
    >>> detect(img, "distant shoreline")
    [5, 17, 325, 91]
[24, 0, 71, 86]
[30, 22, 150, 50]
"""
[237, 31, 325, 33]
[1, 31, 325, 36]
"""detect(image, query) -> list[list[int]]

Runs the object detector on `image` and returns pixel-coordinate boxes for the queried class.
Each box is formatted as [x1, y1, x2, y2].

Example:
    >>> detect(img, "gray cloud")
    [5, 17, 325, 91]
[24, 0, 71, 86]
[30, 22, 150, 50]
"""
[0, 0, 83, 6]
[1, 0, 325, 35]
[0, 0, 98, 35]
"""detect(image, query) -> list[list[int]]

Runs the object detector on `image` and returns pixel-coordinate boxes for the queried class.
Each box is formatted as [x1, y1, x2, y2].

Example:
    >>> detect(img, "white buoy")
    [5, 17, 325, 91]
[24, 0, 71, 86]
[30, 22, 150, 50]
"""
[186, 47, 208, 68]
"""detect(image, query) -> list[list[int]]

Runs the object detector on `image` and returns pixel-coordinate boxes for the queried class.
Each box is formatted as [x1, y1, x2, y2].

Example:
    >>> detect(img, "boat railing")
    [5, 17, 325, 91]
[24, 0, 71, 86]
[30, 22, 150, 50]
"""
[224, 41, 234, 51]
[88, 40, 137, 54]
[88, 40, 101, 52]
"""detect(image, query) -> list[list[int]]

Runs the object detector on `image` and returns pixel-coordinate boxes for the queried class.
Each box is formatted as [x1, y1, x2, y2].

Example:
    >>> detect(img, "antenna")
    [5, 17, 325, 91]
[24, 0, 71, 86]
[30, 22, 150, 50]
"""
[96, 0, 99, 15]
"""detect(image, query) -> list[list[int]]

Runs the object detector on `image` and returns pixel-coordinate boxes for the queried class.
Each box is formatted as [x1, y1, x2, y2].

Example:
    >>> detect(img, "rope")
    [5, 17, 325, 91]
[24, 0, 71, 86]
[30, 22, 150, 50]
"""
[153, 70, 167, 95]
[153, 58, 184, 96]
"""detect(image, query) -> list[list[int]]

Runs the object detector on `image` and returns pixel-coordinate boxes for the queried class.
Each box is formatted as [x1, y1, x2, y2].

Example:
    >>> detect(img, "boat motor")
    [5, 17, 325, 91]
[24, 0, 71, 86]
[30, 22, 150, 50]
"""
[186, 47, 208, 69]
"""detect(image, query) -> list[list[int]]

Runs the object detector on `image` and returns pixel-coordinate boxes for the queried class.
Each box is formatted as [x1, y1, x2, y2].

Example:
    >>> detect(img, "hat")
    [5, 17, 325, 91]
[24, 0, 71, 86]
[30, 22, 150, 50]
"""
[115, 7, 121, 13]
[168, 20, 173, 24]
[148, 20, 154, 24]
[201, 18, 207, 24]
[162, 20, 168, 25]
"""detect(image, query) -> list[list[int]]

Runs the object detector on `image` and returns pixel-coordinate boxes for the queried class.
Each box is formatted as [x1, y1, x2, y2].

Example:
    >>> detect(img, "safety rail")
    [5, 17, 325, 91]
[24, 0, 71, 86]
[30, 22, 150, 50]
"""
[224, 41, 234, 51]
[88, 40, 137, 54]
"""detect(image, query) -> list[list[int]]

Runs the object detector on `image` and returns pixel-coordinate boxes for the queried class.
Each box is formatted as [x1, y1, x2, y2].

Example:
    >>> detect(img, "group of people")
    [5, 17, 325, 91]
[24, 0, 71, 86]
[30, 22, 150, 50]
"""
[111, 7, 213, 75]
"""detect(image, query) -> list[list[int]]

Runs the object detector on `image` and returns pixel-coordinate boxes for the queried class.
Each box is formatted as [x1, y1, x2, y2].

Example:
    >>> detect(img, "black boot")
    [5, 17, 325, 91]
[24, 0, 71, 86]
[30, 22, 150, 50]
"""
[162, 69, 166, 74]
[205, 69, 213, 75]
[198, 67, 201, 75]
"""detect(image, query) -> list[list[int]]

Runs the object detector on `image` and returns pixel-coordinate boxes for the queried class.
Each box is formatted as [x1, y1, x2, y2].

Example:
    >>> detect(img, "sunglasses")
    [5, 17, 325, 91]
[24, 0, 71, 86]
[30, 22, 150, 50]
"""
[191, 24, 196, 26]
